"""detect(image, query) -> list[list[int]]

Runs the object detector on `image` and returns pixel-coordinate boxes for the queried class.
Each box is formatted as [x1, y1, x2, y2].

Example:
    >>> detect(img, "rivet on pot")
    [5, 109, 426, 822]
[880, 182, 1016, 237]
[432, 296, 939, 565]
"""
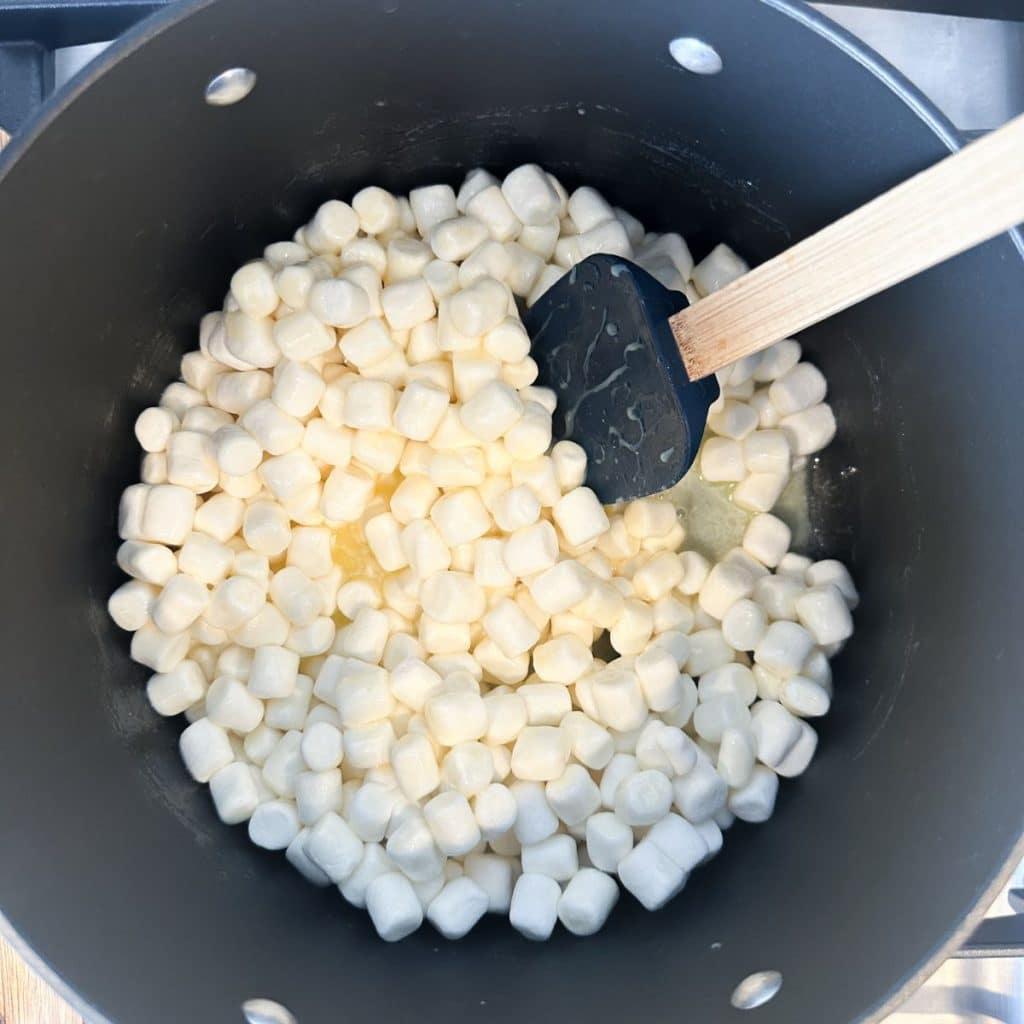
[668, 37, 723, 75]
[242, 997, 297, 1024]
[730, 970, 783, 1010]
[205, 67, 258, 106]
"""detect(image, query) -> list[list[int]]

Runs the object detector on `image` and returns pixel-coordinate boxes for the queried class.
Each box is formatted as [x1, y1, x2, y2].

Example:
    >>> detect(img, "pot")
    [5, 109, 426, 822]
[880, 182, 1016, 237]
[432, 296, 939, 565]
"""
[1, 1, 1023, 1021]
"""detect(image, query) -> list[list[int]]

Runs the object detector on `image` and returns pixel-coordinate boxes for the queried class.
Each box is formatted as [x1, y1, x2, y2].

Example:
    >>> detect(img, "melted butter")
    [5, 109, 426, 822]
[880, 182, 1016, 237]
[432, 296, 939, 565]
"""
[331, 521, 378, 578]
[665, 459, 810, 562]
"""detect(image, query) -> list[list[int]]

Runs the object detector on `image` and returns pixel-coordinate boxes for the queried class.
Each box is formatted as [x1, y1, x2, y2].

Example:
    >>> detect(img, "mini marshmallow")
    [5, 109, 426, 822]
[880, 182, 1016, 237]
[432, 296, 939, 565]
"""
[248, 799, 301, 851]
[424, 790, 481, 856]
[179, 717, 234, 782]
[430, 216, 489, 263]
[545, 764, 601, 826]
[247, 644, 300, 700]
[503, 401, 552, 460]
[754, 620, 815, 676]
[134, 407, 177, 454]
[335, 662, 393, 727]
[242, 400, 306, 457]
[206, 674, 265, 732]
[518, 683, 573, 727]
[510, 780, 559, 844]
[409, 184, 458, 236]
[615, 769, 674, 825]
[780, 675, 831, 717]
[321, 465, 375, 522]
[728, 765, 780, 823]
[509, 872, 561, 940]
[552, 487, 609, 548]
[795, 584, 854, 645]
[503, 520, 559, 578]
[473, 782, 518, 840]
[633, 552, 685, 601]
[381, 277, 436, 331]
[365, 872, 423, 942]
[420, 571, 486, 624]
[147, 660, 207, 717]
[805, 559, 858, 608]
[261, 730, 304, 797]
[351, 186, 398, 234]
[647, 814, 707, 873]
[441, 742, 494, 797]
[511, 726, 569, 782]
[722, 598, 768, 652]
[672, 762, 728, 823]
[209, 762, 261, 825]
[131, 623, 190, 672]
[618, 840, 686, 911]
[300, 720, 344, 771]
[427, 877, 489, 939]
[429, 489, 492, 546]
[242, 501, 290, 558]
[294, 767, 344, 824]
[306, 812, 364, 883]
[609, 600, 654, 656]
[387, 812, 445, 882]
[780, 403, 837, 456]
[532, 635, 593, 684]
[340, 844, 396, 908]
[424, 691, 487, 745]
[586, 813, 633, 873]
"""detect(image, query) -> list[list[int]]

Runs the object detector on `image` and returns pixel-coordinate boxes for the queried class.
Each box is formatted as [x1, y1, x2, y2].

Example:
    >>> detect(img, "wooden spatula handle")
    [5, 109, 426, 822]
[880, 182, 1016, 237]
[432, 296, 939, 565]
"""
[671, 112, 1024, 380]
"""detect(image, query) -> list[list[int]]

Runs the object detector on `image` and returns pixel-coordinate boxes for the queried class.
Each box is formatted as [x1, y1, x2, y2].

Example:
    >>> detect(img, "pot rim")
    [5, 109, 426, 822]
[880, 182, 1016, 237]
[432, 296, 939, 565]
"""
[0, 3, 1021, 1023]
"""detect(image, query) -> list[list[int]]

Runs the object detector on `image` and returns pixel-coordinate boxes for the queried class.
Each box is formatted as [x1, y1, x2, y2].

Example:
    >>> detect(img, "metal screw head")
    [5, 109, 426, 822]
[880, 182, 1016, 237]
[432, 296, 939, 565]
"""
[205, 67, 258, 106]
[242, 998, 296, 1024]
[668, 37, 723, 75]
[730, 970, 783, 1010]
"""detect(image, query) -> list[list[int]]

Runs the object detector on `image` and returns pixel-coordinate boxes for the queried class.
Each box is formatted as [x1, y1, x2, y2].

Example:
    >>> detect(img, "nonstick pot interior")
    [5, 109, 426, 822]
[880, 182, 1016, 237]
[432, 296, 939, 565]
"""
[1, 1, 1023, 1022]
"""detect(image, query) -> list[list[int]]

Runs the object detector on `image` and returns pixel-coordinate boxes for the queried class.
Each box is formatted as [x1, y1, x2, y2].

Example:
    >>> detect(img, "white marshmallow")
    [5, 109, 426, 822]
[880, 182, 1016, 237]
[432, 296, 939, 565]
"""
[473, 782, 518, 841]
[351, 186, 398, 234]
[509, 873, 561, 940]
[672, 762, 728, 823]
[385, 812, 444, 883]
[147, 660, 207, 717]
[457, 169, 499, 212]
[179, 717, 234, 782]
[334, 660, 392, 726]
[427, 877, 489, 939]
[466, 186, 522, 242]
[381, 277, 436, 331]
[543, 764, 601, 826]
[365, 872, 423, 942]
[780, 675, 831, 717]
[459, 380, 524, 442]
[441, 741, 494, 797]
[424, 690, 487, 745]
[618, 840, 686, 911]
[532, 635, 593, 684]
[615, 769, 674, 825]
[248, 799, 301, 851]
[429, 489, 492, 546]
[728, 765, 780, 823]
[205, 674, 264, 732]
[247, 644, 300, 699]
[754, 620, 815, 676]
[263, 673, 312, 729]
[646, 814, 707, 872]
[209, 762, 261, 825]
[339, 844, 396, 908]
[134, 407, 177, 454]
[780, 403, 836, 456]
[300, 720, 344, 771]
[511, 726, 569, 782]
[294, 767, 344, 824]
[321, 465, 375, 522]
[430, 216, 489, 263]
[503, 521, 559, 578]
[416, 570, 483, 625]
[423, 790, 481, 857]
[795, 584, 854, 645]
[306, 812, 364, 883]
[409, 184, 458, 236]
[722, 598, 768, 652]
[130, 623, 190, 672]
[242, 399, 304, 455]
[510, 780, 559, 844]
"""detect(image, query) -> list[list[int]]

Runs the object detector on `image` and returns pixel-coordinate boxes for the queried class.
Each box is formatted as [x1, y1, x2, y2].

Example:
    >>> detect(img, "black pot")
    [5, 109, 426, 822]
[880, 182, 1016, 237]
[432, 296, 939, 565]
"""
[1, 1, 1023, 1021]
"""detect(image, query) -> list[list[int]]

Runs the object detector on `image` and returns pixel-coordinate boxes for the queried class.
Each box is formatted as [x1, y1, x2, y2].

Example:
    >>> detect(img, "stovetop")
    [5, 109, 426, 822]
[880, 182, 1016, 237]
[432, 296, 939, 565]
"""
[2, 2, 1024, 1021]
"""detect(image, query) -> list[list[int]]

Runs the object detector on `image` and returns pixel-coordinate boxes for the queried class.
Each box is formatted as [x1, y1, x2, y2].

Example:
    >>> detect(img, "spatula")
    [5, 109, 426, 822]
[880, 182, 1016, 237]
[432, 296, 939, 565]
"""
[525, 112, 1024, 503]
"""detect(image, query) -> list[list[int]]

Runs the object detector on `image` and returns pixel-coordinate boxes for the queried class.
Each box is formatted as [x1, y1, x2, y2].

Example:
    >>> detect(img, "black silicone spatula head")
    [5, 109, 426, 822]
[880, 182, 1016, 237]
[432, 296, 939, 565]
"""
[524, 254, 719, 504]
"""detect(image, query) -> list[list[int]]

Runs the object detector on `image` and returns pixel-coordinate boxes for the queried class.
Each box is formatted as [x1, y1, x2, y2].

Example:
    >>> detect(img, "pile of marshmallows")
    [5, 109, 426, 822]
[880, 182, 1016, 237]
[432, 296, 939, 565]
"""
[109, 164, 855, 942]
